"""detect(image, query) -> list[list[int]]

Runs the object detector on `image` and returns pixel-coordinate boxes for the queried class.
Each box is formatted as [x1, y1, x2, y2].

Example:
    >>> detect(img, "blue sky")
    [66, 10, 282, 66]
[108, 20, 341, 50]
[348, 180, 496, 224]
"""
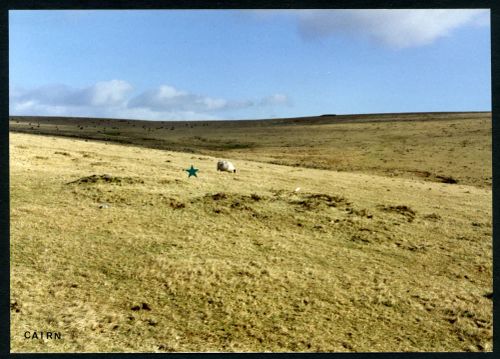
[9, 9, 491, 121]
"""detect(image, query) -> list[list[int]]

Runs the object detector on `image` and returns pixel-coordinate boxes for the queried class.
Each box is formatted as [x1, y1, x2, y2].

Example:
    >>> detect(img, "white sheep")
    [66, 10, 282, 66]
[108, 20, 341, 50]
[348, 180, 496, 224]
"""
[217, 160, 236, 173]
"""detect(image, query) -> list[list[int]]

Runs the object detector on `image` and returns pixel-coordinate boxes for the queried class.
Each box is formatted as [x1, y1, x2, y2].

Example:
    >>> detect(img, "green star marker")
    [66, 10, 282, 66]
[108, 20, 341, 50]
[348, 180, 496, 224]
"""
[186, 165, 199, 178]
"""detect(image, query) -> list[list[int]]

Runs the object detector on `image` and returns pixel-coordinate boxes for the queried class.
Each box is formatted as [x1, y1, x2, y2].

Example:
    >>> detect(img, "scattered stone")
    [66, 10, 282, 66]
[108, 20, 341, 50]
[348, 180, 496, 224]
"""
[99, 203, 110, 209]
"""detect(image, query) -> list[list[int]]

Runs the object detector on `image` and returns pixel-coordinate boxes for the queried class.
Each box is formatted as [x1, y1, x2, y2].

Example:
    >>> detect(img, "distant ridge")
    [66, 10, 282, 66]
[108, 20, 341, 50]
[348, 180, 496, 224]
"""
[9, 110, 491, 127]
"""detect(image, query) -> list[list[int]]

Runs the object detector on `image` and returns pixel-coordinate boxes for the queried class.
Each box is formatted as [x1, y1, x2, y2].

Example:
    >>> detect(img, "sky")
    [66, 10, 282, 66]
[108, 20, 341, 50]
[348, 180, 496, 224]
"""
[9, 9, 491, 121]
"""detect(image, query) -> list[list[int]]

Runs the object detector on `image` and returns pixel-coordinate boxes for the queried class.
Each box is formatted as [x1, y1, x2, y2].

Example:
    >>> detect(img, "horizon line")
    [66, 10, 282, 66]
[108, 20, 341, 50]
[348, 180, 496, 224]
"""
[8, 110, 492, 123]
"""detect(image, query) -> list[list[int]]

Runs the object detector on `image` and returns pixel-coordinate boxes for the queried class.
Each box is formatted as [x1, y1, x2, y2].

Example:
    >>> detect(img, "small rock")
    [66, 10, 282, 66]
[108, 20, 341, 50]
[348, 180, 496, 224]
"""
[99, 203, 110, 209]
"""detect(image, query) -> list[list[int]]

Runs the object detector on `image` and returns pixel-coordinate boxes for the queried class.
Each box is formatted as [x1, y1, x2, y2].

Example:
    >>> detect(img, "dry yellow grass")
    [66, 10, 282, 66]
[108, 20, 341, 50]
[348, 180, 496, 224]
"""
[10, 132, 492, 352]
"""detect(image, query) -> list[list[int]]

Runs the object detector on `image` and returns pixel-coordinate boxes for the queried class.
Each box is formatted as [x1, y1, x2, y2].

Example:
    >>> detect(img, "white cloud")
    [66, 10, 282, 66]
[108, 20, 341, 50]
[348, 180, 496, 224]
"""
[298, 9, 489, 48]
[9, 92, 221, 121]
[127, 85, 288, 114]
[88, 80, 132, 106]
[108, 107, 222, 121]
[260, 93, 290, 106]
[10, 81, 290, 121]
[10, 80, 133, 108]
[128, 84, 251, 112]
[247, 9, 489, 49]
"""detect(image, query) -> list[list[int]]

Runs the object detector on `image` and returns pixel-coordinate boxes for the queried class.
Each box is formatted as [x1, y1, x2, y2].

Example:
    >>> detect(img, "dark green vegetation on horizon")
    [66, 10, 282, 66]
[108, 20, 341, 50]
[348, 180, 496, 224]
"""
[9, 111, 492, 188]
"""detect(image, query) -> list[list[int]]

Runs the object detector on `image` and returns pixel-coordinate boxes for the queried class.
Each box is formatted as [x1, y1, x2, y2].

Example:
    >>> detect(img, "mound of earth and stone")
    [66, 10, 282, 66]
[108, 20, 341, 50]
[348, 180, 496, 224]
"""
[66, 174, 145, 185]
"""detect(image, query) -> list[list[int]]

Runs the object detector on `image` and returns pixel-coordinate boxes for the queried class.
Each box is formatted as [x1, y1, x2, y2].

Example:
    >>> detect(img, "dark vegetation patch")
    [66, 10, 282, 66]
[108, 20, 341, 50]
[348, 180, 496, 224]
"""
[10, 300, 21, 313]
[90, 162, 109, 166]
[423, 213, 442, 221]
[250, 193, 261, 201]
[346, 208, 374, 218]
[411, 170, 431, 178]
[169, 199, 185, 210]
[188, 137, 257, 151]
[377, 205, 416, 222]
[291, 193, 351, 210]
[54, 151, 71, 156]
[395, 242, 430, 252]
[350, 233, 372, 244]
[436, 175, 458, 184]
[102, 131, 121, 136]
[398, 170, 461, 185]
[66, 174, 144, 185]
[131, 302, 151, 311]
[211, 192, 228, 201]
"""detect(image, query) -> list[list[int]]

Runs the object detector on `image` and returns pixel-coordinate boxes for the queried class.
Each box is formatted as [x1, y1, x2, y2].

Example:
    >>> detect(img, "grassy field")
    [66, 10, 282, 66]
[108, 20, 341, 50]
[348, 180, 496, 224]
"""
[9, 113, 492, 352]
[9, 111, 492, 188]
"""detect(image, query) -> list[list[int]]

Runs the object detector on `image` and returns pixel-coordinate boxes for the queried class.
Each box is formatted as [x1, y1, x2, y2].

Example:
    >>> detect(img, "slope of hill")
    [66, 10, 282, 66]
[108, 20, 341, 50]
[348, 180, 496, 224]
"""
[9, 111, 492, 188]
[10, 132, 492, 352]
